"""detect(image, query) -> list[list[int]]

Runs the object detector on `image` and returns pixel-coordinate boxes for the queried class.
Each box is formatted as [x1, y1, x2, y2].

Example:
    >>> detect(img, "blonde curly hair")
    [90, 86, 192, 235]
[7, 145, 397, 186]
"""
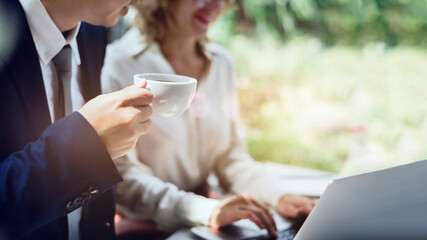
[133, 0, 172, 44]
[133, 0, 234, 45]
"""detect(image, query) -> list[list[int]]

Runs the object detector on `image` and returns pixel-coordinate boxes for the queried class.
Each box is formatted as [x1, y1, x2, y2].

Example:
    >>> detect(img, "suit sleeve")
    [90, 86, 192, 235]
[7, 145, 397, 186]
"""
[0, 112, 122, 238]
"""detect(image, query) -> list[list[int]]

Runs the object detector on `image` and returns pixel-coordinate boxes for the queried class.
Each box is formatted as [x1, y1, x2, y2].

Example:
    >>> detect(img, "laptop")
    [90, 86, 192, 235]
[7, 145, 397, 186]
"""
[191, 159, 427, 240]
[191, 212, 298, 240]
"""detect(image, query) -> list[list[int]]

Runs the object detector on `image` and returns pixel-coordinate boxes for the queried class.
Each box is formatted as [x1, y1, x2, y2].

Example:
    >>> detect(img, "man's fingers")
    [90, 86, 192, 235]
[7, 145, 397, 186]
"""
[135, 105, 153, 123]
[121, 105, 152, 136]
[137, 118, 152, 132]
[118, 86, 153, 107]
[134, 77, 147, 88]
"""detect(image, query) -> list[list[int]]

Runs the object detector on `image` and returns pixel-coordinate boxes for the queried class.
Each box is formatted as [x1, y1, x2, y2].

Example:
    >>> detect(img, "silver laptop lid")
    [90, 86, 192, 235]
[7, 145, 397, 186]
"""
[294, 159, 427, 240]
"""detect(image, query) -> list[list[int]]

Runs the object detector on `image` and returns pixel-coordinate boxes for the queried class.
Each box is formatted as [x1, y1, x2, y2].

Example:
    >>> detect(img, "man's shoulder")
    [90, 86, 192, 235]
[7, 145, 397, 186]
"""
[0, 0, 29, 65]
[77, 22, 108, 52]
[79, 22, 108, 38]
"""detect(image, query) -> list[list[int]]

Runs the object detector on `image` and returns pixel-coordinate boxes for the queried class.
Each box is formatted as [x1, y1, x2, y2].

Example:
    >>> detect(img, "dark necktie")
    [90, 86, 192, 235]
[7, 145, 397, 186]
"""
[52, 45, 72, 121]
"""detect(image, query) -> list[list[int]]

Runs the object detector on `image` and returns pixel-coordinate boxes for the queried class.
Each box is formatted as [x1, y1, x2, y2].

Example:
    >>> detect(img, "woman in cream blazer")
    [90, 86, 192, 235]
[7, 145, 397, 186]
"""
[101, 0, 315, 237]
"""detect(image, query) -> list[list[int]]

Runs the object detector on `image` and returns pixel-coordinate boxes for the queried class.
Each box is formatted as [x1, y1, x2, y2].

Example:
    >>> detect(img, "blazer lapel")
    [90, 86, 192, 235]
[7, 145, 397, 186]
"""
[77, 23, 108, 101]
[7, 6, 51, 136]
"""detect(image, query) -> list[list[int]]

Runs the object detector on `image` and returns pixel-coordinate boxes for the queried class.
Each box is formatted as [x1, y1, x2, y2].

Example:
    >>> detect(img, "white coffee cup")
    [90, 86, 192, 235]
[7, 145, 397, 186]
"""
[134, 73, 197, 117]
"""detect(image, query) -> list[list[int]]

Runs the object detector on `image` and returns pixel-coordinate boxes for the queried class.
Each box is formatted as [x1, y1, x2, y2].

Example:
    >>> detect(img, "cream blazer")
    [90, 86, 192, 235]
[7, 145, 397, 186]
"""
[101, 28, 289, 231]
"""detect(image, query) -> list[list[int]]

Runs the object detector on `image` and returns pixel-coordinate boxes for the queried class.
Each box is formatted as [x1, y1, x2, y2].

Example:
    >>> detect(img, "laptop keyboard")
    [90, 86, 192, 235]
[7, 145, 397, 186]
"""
[247, 228, 298, 240]
[276, 228, 298, 240]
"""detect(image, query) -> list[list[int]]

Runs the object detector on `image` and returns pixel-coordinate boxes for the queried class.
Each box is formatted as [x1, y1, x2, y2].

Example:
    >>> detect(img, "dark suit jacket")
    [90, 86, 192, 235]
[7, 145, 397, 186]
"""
[0, 1, 122, 239]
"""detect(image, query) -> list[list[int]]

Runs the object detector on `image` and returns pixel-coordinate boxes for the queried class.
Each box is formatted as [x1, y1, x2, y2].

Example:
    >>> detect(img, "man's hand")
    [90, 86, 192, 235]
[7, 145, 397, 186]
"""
[277, 194, 315, 223]
[79, 85, 153, 159]
[209, 194, 278, 238]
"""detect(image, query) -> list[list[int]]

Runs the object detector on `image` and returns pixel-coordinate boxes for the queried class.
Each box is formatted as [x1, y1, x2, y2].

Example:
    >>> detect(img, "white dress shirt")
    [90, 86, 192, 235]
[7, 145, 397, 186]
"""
[101, 28, 292, 231]
[19, 0, 84, 122]
[19, 0, 85, 239]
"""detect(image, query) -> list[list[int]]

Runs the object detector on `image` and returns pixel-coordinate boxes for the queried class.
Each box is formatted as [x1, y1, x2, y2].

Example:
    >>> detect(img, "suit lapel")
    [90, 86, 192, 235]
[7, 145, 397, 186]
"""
[77, 23, 108, 101]
[7, 5, 51, 136]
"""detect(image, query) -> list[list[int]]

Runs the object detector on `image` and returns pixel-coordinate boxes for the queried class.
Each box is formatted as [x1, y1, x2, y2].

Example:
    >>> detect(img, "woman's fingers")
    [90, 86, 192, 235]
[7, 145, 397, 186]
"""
[237, 209, 266, 230]
[242, 194, 269, 212]
[210, 194, 278, 237]
[284, 204, 300, 218]
[243, 194, 277, 232]
[241, 205, 277, 237]
[278, 194, 316, 219]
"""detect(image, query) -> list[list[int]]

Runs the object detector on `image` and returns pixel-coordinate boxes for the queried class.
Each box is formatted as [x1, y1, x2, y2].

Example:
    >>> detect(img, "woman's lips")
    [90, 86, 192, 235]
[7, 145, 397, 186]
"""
[195, 15, 213, 25]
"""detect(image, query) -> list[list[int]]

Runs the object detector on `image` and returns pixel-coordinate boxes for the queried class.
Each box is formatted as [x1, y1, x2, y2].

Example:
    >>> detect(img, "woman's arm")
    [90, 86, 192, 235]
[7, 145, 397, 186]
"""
[114, 149, 220, 231]
[212, 53, 315, 220]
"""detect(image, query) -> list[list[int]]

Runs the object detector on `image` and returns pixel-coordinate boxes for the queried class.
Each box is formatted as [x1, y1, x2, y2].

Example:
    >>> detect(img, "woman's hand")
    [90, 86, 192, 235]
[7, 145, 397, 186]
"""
[277, 194, 316, 223]
[209, 194, 278, 238]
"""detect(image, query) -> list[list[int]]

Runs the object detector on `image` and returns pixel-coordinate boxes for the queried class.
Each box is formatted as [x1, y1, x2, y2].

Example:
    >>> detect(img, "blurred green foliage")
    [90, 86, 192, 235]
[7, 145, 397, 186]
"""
[208, 0, 427, 173]
[230, 37, 427, 173]
[212, 0, 427, 46]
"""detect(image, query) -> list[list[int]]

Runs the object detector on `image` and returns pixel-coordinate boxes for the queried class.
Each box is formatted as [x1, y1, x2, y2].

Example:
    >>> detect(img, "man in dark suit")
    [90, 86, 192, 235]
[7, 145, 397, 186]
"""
[0, 0, 152, 239]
